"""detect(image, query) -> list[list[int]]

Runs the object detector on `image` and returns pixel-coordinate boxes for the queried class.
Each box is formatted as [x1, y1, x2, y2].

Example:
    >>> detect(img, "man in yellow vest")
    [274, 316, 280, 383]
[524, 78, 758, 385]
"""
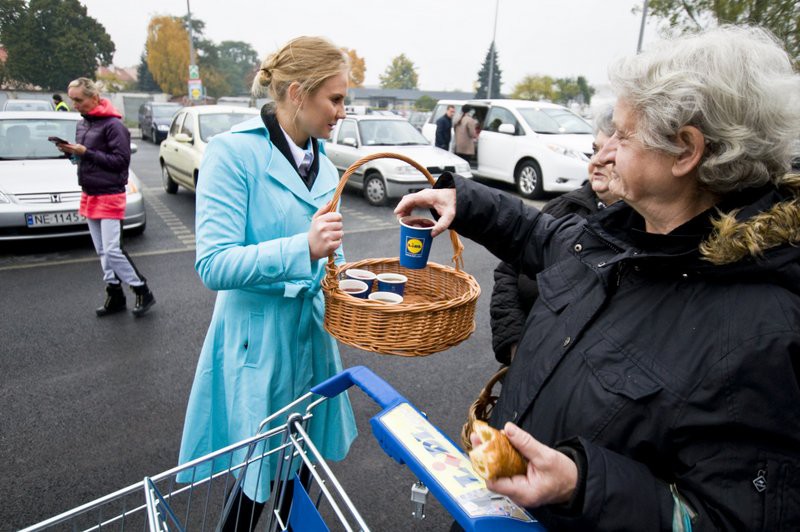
[52, 94, 69, 112]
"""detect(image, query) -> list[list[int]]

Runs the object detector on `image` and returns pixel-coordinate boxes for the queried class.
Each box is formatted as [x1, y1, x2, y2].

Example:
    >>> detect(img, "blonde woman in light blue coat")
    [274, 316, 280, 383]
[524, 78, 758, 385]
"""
[177, 37, 357, 528]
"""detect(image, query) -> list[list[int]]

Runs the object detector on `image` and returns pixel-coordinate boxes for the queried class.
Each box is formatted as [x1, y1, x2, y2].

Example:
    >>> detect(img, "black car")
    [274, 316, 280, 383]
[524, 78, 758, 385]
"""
[138, 102, 182, 143]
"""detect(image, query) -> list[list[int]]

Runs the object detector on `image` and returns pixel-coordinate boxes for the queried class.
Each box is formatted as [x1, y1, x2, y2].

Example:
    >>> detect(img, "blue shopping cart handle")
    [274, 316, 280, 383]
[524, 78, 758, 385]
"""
[311, 366, 407, 409]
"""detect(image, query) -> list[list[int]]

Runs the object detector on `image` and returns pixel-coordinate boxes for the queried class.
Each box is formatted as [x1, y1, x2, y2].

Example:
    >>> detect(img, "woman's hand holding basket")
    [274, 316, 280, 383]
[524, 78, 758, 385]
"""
[309, 202, 343, 260]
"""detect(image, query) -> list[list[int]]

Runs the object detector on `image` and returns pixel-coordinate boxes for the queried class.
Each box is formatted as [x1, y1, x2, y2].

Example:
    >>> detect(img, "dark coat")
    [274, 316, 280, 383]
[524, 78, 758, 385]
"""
[441, 173, 800, 531]
[76, 115, 130, 195]
[490, 182, 603, 363]
[435, 114, 452, 150]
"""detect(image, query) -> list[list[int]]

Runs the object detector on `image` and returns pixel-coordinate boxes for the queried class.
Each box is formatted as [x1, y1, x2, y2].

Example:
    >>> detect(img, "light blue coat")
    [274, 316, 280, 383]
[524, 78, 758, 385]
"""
[177, 117, 357, 502]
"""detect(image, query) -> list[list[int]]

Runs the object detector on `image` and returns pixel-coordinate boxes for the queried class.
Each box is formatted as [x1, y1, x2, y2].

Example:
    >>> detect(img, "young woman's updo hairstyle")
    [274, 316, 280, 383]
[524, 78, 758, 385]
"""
[252, 36, 349, 104]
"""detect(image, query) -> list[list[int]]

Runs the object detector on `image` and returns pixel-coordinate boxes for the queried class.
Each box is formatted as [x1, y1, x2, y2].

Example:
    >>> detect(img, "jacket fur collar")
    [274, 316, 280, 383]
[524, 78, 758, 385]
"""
[701, 173, 800, 265]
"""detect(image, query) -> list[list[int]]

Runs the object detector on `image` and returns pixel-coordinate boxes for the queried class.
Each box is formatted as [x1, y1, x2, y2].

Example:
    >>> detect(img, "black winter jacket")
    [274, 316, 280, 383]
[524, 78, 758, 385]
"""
[76, 114, 131, 195]
[442, 173, 800, 531]
[491, 182, 603, 363]
[435, 114, 452, 150]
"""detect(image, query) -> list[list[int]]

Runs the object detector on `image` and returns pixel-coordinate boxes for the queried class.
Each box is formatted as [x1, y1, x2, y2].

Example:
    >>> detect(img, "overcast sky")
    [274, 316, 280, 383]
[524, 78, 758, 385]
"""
[79, 0, 662, 94]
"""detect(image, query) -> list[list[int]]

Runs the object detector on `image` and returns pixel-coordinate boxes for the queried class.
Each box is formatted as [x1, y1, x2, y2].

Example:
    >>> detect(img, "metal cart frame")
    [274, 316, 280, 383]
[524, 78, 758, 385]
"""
[22, 366, 544, 532]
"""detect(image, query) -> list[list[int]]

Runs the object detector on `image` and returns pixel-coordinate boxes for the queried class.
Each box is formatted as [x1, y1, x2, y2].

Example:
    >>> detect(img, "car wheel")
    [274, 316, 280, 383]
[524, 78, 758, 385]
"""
[151, 127, 159, 144]
[161, 163, 179, 194]
[140, 125, 148, 141]
[364, 173, 388, 206]
[125, 221, 146, 237]
[515, 160, 544, 199]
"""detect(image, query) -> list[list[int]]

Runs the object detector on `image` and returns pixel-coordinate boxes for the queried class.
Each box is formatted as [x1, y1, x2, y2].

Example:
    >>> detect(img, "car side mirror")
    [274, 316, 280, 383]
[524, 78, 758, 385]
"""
[342, 137, 358, 148]
[498, 123, 516, 135]
[130, 142, 138, 154]
[174, 133, 192, 143]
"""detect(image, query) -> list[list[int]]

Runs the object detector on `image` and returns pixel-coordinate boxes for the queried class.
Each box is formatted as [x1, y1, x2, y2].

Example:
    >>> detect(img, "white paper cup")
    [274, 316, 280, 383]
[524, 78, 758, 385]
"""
[376, 273, 408, 296]
[345, 268, 377, 283]
[339, 279, 370, 298]
[368, 291, 403, 304]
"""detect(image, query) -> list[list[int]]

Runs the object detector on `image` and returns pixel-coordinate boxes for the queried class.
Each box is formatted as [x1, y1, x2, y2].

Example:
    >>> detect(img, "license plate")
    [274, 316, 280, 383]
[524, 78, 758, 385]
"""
[26, 211, 87, 227]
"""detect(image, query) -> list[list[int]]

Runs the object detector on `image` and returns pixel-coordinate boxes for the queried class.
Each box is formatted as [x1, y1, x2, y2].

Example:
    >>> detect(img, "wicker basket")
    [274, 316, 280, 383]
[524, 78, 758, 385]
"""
[460, 366, 508, 451]
[321, 152, 481, 357]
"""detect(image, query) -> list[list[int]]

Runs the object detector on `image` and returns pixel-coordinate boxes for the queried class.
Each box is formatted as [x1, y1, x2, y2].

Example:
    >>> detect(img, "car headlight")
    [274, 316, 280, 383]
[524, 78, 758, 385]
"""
[395, 164, 423, 176]
[0, 191, 11, 204]
[157, 124, 169, 131]
[455, 162, 471, 174]
[547, 144, 589, 162]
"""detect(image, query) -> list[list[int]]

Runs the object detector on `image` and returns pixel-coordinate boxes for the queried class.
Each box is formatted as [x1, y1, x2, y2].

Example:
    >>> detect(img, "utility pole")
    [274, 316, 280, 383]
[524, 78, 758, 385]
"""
[486, 0, 499, 99]
[637, 0, 649, 53]
[186, 0, 202, 101]
[186, 0, 196, 66]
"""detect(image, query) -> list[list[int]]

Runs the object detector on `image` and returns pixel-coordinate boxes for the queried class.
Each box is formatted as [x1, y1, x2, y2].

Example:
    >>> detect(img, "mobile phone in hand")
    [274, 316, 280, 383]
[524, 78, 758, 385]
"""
[47, 136, 69, 145]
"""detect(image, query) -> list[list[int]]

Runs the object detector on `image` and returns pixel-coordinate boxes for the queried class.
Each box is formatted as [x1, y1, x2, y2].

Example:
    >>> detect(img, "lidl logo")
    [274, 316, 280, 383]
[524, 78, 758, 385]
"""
[406, 237, 423, 255]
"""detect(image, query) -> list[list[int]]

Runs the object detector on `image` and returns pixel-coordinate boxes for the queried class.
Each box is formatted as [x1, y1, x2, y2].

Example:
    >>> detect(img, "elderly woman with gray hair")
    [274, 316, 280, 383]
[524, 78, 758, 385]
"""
[396, 26, 800, 530]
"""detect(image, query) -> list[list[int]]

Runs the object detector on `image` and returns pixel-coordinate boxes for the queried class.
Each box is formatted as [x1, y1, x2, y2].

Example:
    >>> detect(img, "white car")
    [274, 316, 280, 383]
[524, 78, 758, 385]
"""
[0, 111, 146, 240]
[326, 115, 472, 206]
[159, 105, 259, 193]
[3, 99, 55, 112]
[422, 99, 593, 198]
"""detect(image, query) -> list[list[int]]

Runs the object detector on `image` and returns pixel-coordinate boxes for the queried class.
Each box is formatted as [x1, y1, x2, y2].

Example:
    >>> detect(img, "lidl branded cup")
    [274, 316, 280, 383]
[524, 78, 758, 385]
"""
[345, 268, 377, 290]
[339, 279, 370, 299]
[376, 273, 408, 296]
[399, 216, 435, 269]
[368, 291, 403, 304]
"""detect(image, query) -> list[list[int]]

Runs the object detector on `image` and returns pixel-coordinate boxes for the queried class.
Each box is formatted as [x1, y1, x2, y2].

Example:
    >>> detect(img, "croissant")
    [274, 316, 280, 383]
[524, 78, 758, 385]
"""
[468, 420, 528, 480]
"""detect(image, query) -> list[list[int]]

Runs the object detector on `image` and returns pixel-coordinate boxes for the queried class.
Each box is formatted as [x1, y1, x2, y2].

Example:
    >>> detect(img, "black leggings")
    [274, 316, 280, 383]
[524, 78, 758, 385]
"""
[221, 465, 311, 532]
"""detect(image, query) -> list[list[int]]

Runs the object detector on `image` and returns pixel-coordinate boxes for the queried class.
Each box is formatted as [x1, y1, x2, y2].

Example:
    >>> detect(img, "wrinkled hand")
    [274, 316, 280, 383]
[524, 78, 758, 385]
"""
[393, 188, 456, 237]
[57, 142, 86, 156]
[481, 423, 578, 508]
[308, 202, 343, 261]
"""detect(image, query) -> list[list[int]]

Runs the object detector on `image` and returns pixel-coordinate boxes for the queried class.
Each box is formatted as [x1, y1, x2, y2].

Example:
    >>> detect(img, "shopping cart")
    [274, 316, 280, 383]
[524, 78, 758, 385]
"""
[21, 366, 544, 531]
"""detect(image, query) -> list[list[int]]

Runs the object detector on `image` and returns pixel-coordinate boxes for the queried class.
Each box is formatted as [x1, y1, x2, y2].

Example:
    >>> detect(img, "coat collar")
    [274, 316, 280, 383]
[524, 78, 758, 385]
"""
[230, 116, 337, 209]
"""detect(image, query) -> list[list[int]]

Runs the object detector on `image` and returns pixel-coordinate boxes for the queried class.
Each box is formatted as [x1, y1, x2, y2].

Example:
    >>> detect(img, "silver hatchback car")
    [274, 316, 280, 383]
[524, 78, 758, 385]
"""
[0, 111, 146, 240]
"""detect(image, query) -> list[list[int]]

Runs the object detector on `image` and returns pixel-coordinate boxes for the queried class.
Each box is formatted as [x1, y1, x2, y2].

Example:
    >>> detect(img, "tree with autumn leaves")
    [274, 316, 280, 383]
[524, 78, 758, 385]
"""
[145, 16, 189, 96]
[144, 15, 259, 98]
[342, 48, 366, 88]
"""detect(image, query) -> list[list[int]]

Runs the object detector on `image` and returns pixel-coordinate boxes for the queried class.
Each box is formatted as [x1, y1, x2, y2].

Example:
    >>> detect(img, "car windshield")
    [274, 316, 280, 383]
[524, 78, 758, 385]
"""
[198, 112, 257, 142]
[518, 107, 592, 134]
[4, 100, 52, 112]
[153, 105, 181, 118]
[358, 120, 429, 146]
[0, 118, 76, 159]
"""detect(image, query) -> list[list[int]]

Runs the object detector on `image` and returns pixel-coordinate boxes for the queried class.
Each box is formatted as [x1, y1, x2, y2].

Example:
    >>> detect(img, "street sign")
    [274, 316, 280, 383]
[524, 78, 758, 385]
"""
[188, 64, 200, 80]
[188, 79, 203, 101]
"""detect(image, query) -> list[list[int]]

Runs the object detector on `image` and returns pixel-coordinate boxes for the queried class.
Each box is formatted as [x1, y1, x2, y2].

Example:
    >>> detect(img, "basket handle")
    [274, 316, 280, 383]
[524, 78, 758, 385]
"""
[324, 152, 465, 273]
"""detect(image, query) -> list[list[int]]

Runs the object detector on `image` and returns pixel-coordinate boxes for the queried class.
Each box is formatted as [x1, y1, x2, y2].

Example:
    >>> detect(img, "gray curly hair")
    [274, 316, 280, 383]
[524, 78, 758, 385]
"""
[593, 105, 614, 138]
[609, 25, 800, 193]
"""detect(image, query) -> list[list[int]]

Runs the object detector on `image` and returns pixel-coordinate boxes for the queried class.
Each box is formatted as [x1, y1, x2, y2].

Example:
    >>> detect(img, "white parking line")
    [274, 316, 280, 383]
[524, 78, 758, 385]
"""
[0, 247, 196, 271]
[144, 192, 196, 249]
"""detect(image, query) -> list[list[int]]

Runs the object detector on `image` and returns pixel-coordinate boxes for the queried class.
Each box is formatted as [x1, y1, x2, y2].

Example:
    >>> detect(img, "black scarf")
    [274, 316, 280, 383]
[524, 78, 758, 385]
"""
[260, 104, 319, 191]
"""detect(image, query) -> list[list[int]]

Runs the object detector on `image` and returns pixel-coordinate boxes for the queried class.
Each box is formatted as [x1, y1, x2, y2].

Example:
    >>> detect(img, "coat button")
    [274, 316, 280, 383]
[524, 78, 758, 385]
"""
[597, 261, 607, 267]
[562, 336, 571, 347]
[574, 244, 582, 252]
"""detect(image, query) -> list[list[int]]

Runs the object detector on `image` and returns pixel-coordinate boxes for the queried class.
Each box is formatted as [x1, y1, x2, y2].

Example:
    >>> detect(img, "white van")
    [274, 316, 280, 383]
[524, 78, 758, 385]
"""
[422, 99, 593, 199]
